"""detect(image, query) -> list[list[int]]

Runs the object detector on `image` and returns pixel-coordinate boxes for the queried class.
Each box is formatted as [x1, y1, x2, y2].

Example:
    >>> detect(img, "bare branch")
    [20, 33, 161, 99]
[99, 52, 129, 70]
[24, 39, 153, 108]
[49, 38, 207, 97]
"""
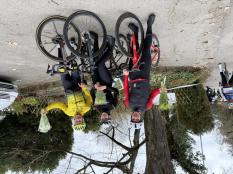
[100, 130, 131, 151]
[65, 155, 73, 174]
[130, 139, 146, 151]
[129, 129, 140, 174]
[128, 128, 132, 147]
[65, 151, 116, 166]
[75, 161, 91, 174]
[89, 164, 96, 174]
[104, 152, 131, 174]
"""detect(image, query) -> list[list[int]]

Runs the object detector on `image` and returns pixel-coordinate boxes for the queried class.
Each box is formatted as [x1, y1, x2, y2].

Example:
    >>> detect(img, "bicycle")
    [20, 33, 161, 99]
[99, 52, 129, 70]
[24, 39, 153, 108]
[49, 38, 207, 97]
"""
[63, 10, 129, 77]
[36, 12, 130, 80]
[115, 12, 160, 70]
[36, 13, 120, 78]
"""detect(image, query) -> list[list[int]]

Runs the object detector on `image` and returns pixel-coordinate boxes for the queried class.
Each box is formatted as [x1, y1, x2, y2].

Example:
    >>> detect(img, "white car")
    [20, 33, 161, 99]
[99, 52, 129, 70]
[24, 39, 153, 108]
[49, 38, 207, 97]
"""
[0, 81, 18, 111]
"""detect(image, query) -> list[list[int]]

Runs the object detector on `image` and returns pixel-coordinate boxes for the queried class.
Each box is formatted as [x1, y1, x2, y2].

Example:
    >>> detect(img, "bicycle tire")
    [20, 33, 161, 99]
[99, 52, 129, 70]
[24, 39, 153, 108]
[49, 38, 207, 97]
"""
[151, 33, 160, 69]
[115, 12, 144, 58]
[63, 10, 107, 59]
[36, 15, 81, 62]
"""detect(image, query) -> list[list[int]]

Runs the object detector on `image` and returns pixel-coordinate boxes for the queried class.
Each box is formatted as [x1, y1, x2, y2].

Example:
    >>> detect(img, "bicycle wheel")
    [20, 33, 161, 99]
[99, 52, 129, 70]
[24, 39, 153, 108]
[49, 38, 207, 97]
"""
[151, 33, 160, 69]
[63, 10, 107, 59]
[36, 15, 81, 62]
[115, 12, 144, 58]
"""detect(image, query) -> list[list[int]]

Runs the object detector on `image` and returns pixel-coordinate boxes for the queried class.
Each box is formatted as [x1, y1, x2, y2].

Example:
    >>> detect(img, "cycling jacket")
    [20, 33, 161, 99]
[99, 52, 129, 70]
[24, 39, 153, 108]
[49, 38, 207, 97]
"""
[45, 86, 92, 116]
[123, 74, 160, 112]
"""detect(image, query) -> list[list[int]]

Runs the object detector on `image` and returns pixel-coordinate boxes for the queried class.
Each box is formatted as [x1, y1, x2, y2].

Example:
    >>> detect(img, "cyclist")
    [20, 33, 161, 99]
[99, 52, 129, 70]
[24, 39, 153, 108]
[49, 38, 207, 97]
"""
[90, 32, 119, 125]
[218, 62, 233, 108]
[41, 48, 92, 131]
[123, 14, 160, 129]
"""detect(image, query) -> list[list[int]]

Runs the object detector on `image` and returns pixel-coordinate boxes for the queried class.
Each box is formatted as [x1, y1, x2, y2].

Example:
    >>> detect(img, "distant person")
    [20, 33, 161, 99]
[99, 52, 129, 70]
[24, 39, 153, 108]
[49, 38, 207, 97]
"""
[123, 14, 160, 129]
[90, 32, 119, 126]
[218, 62, 233, 108]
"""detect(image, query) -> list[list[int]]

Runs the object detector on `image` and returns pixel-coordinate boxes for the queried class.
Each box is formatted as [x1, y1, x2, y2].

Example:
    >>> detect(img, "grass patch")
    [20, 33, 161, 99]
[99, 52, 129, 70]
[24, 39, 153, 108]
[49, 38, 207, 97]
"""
[150, 67, 206, 89]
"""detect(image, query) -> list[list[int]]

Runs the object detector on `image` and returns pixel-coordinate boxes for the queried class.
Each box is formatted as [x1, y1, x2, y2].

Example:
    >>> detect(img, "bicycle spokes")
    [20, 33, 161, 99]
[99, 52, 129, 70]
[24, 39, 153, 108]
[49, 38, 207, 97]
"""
[36, 16, 76, 62]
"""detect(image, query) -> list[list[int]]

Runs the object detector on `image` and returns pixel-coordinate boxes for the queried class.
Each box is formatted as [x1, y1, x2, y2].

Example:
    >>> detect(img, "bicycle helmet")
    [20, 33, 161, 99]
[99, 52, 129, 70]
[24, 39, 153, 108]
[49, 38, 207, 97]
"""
[73, 120, 86, 131]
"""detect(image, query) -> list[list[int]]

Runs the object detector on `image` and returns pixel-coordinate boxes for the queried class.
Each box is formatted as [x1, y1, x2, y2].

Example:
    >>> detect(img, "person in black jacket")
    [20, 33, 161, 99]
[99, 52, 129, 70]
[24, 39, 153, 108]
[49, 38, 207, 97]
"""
[123, 14, 158, 129]
[90, 32, 119, 124]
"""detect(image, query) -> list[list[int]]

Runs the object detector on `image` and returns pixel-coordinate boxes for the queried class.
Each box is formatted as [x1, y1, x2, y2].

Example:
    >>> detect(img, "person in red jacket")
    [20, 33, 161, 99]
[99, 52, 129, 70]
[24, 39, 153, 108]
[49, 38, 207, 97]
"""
[123, 14, 160, 128]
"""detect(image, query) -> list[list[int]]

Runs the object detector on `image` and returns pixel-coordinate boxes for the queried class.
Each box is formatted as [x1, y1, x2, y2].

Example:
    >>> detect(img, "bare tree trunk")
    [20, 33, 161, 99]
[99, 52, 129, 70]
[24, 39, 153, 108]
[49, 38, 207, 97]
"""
[129, 129, 140, 174]
[144, 107, 175, 174]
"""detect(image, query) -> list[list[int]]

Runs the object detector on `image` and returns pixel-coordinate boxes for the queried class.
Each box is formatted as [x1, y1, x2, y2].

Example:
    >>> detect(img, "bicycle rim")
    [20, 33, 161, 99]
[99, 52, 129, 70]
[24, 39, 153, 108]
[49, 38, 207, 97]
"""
[63, 10, 107, 59]
[36, 15, 80, 62]
[115, 12, 144, 58]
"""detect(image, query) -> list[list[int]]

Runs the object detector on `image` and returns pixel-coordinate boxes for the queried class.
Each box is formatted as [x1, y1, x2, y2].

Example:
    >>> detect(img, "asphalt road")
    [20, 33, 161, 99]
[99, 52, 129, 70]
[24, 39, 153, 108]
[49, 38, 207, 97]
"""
[0, 0, 232, 87]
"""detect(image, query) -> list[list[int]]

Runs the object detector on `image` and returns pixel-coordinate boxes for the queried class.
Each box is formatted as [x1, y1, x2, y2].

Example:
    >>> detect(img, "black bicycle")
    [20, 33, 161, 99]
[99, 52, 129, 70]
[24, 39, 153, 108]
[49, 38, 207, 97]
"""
[36, 11, 130, 77]
[63, 10, 129, 77]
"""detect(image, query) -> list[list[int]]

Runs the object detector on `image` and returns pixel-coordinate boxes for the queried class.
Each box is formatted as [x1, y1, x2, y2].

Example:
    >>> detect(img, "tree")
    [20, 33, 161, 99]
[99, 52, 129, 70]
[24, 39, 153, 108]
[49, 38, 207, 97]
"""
[144, 107, 175, 174]
[59, 126, 145, 174]
[143, 105, 207, 174]
[0, 111, 73, 173]
[175, 84, 214, 135]
[212, 104, 233, 154]
[163, 109, 207, 174]
[129, 129, 141, 174]
[83, 109, 101, 133]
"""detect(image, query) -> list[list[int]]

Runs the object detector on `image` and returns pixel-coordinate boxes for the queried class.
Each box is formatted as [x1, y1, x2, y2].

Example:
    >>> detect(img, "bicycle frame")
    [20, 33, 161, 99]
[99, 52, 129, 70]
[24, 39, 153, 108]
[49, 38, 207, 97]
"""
[131, 32, 140, 68]
[83, 33, 95, 75]
[46, 41, 70, 75]
[131, 32, 160, 68]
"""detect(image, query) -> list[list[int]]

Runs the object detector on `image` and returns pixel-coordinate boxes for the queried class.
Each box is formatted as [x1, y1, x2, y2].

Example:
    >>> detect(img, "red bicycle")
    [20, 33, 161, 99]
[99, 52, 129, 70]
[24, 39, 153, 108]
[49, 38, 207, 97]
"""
[115, 12, 160, 69]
